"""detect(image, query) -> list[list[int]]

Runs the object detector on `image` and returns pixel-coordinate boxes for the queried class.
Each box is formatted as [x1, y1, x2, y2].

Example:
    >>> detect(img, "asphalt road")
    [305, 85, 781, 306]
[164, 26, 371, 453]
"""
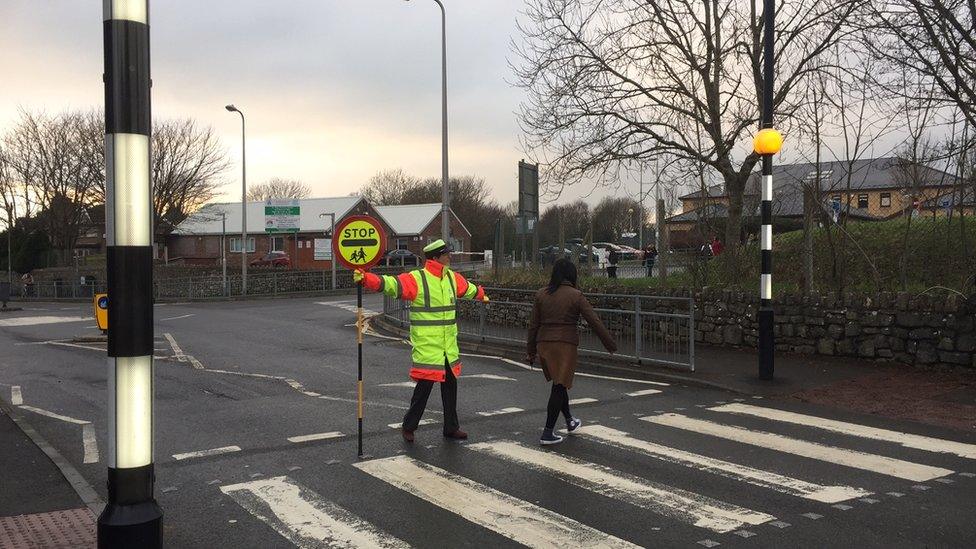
[0, 296, 974, 548]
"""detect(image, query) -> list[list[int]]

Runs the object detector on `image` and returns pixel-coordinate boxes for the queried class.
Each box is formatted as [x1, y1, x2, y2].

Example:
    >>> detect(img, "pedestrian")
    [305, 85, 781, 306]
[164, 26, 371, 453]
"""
[20, 271, 34, 298]
[643, 245, 658, 277]
[527, 259, 617, 445]
[710, 235, 724, 256]
[355, 239, 489, 443]
[607, 249, 619, 279]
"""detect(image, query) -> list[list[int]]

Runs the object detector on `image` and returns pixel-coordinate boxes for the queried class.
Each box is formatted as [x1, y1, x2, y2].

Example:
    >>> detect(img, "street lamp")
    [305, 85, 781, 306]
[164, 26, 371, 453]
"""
[225, 104, 248, 295]
[405, 0, 450, 243]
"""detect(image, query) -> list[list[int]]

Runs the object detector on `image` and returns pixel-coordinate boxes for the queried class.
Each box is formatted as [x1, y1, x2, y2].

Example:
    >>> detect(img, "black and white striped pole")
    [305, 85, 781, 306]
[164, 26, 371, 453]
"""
[98, 1, 163, 547]
[754, 0, 782, 381]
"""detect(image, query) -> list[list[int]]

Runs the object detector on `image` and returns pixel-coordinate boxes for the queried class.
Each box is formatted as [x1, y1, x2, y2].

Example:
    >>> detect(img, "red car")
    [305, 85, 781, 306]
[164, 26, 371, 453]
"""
[250, 251, 291, 268]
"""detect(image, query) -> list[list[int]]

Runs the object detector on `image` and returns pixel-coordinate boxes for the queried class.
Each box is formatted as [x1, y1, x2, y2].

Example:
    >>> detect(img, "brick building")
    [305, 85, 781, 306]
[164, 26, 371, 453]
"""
[168, 196, 393, 270]
[168, 198, 472, 270]
[667, 157, 961, 245]
[373, 203, 472, 256]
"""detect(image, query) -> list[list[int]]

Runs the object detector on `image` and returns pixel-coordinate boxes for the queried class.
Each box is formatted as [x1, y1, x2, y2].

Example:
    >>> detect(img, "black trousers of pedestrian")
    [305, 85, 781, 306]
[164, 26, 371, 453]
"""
[607, 266, 618, 279]
[545, 383, 572, 430]
[403, 360, 459, 434]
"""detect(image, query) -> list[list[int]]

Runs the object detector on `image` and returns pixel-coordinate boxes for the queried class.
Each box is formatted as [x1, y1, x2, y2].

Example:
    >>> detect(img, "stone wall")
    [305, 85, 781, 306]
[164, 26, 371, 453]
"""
[467, 283, 976, 369]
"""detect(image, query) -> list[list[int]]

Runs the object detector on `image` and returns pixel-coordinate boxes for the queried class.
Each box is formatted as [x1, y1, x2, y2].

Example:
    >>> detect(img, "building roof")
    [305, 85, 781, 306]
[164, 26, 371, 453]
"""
[666, 203, 728, 223]
[921, 188, 975, 209]
[747, 157, 958, 193]
[679, 184, 725, 201]
[173, 196, 365, 235]
[667, 184, 876, 224]
[373, 203, 472, 237]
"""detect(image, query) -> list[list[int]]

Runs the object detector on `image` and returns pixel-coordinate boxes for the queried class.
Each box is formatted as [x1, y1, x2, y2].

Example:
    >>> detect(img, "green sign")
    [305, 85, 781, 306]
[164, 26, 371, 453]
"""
[264, 199, 301, 233]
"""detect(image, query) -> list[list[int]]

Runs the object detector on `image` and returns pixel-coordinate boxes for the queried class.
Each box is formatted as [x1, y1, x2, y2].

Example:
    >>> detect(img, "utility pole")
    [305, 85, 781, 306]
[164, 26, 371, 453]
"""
[98, 1, 163, 546]
[221, 212, 228, 297]
[755, 0, 784, 380]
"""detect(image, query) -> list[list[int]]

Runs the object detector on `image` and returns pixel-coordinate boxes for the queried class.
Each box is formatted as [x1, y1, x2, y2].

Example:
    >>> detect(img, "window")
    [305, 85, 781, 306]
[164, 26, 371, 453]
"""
[832, 195, 841, 203]
[396, 238, 409, 250]
[229, 237, 255, 253]
[857, 194, 869, 208]
[880, 193, 891, 208]
[270, 236, 284, 252]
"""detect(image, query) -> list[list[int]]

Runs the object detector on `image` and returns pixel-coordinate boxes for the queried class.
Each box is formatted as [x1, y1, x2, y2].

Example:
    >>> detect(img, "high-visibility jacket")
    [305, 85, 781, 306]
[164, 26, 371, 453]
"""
[363, 259, 485, 382]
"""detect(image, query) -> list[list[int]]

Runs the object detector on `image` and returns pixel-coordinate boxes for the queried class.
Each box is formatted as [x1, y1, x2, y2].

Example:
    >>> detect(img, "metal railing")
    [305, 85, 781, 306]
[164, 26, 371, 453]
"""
[11, 262, 488, 303]
[383, 287, 695, 371]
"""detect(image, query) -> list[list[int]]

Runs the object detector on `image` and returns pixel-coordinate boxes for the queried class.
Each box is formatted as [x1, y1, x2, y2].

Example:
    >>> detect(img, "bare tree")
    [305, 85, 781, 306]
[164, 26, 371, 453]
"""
[868, 1, 976, 130]
[247, 178, 312, 202]
[513, 0, 864, 248]
[592, 196, 641, 242]
[360, 169, 422, 206]
[151, 119, 229, 238]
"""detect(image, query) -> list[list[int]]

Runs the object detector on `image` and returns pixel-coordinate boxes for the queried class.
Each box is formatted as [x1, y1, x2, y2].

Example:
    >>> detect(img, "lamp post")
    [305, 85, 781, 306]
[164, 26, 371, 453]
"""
[754, 0, 783, 380]
[319, 212, 337, 290]
[405, 0, 450, 243]
[221, 211, 228, 297]
[225, 104, 247, 295]
[99, 1, 163, 546]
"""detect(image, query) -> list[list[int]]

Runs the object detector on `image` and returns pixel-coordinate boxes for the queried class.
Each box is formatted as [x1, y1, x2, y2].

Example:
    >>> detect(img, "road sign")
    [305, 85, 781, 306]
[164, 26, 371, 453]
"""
[265, 199, 301, 233]
[94, 293, 108, 332]
[314, 238, 333, 261]
[517, 160, 539, 233]
[332, 215, 386, 270]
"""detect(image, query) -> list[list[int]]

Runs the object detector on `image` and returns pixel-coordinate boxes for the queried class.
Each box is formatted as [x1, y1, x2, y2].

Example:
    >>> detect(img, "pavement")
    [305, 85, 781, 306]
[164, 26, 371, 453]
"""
[0, 297, 975, 548]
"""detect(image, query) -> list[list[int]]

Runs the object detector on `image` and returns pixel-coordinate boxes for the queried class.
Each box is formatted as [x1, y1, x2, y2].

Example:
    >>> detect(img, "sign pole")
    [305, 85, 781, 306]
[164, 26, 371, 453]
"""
[331, 215, 386, 459]
[357, 283, 364, 457]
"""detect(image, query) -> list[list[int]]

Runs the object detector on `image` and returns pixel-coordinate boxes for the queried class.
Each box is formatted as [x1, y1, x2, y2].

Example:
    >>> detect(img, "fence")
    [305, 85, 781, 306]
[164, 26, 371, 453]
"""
[383, 286, 695, 371]
[12, 262, 489, 303]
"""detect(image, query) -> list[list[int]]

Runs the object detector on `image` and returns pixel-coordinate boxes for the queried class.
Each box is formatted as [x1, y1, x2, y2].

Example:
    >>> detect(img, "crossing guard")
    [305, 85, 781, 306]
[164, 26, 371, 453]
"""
[356, 239, 489, 442]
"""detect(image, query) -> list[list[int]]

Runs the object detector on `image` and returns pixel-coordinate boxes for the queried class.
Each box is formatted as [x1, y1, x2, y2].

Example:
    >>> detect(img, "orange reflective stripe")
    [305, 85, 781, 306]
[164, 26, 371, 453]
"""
[453, 272, 469, 298]
[398, 272, 419, 301]
[409, 362, 462, 383]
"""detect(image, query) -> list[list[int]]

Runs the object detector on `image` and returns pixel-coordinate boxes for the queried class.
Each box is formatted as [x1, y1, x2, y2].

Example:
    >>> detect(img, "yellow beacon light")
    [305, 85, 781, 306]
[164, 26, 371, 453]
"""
[753, 128, 783, 155]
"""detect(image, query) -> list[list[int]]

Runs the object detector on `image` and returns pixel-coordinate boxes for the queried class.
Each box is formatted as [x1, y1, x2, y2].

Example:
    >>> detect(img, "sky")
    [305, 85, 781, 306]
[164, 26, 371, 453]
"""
[0, 0, 645, 210]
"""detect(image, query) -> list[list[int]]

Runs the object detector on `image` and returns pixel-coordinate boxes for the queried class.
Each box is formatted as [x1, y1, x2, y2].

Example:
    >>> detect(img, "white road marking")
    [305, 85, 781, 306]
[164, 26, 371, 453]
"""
[378, 382, 416, 388]
[11, 385, 22, 406]
[186, 355, 204, 370]
[19, 405, 89, 425]
[354, 456, 639, 548]
[569, 398, 598, 405]
[469, 441, 774, 534]
[0, 316, 93, 327]
[163, 333, 185, 361]
[388, 419, 437, 429]
[627, 389, 663, 397]
[710, 403, 976, 460]
[458, 351, 668, 386]
[287, 432, 344, 444]
[173, 446, 242, 461]
[82, 424, 99, 463]
[464, 373, 517, 381]
[49, 341, 104, 352]
[477, 407, 524, 417]
[222, 476, 409, 548]
[643, 414, 954, 482]
[316, 302, 380, 316]
[159, 314, 195, 321]
[579, 425, 870, 503]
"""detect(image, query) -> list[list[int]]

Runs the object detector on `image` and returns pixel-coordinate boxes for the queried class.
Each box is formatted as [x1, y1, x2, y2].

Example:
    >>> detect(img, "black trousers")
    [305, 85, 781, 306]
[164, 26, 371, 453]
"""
[403, 360, 459, 434]
[545, 384, 572, 430]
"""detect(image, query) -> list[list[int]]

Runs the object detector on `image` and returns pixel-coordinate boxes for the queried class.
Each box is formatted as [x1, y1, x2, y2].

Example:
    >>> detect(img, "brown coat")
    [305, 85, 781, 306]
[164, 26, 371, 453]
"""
[526, 284, 617, 387]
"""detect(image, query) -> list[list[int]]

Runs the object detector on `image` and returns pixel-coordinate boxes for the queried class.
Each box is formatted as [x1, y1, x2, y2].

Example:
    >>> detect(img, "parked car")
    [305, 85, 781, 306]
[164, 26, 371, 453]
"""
[593, 242, 638, 260]
[383, 249, 420, 266]
[616, 244, 642, 260]
[250, 251, 291, 268]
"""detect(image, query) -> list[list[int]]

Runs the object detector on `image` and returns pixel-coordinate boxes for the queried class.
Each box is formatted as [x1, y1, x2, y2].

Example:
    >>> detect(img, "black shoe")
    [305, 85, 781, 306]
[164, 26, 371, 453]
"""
[540, 429, 564, 446]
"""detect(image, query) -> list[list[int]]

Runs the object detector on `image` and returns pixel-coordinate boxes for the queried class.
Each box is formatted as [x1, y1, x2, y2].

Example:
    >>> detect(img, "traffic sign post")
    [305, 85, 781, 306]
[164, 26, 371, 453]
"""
[332, 216, 386, 457]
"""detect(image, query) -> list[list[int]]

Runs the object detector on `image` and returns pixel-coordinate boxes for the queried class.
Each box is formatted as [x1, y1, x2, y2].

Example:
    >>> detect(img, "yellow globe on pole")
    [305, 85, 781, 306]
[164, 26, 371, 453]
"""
[753, 128, 784, 155]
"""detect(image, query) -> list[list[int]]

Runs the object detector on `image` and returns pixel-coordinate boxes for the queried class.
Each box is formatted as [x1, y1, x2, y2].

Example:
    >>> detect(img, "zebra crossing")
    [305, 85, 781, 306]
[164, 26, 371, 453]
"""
[217, 398, 975, 548]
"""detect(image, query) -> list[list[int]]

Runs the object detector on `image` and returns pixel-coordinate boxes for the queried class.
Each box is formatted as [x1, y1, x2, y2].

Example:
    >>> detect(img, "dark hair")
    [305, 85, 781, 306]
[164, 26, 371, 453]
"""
[546, 258, 578, 294]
